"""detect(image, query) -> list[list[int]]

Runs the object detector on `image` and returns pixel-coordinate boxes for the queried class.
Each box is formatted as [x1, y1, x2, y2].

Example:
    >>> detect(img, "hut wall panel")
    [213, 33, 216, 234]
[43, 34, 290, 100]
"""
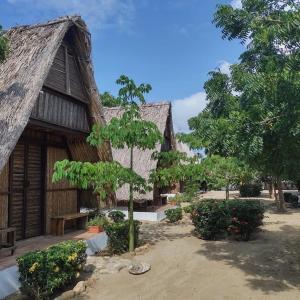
[31, 90, 89, 132]
[0, 163, 9, 230]
[44, 46, 66, 93]
[68, 140, 98, 163]
[25, 144, 42, 238]
[46, 147, 77, 233]
[68, 53, 86, 101]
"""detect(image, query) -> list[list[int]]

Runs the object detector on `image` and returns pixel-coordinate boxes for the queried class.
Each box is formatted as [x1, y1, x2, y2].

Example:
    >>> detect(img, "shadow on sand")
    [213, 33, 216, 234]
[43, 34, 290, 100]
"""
[195, 213, 300, 294]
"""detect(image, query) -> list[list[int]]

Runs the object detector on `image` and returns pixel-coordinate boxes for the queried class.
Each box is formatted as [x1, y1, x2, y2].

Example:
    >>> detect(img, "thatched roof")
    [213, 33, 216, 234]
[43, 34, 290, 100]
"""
[176, 140, 195, 158]
[103, 102, 175, 202]
[0, 16, 111, 173]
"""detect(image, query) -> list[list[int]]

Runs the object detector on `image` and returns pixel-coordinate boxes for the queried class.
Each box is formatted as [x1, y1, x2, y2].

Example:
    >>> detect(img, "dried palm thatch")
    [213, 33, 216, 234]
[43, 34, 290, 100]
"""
[0, 16, 112, 173]
[176, 139, 195, 158]
[103, 102, 175, 202]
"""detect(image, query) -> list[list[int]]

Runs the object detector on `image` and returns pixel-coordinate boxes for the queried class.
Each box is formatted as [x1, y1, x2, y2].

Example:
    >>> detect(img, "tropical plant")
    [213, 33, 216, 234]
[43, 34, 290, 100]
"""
[17, 240, 87, 299]
[53, 75, 162, 253]
[100, 91, 122, 107]
[191, 200, 230, 240]
[239, 183, 262, 197]
[180, 0, 300, 211]
[108, 210, 126, 223]
[226, 199, 265, 241]
[104, 220, 141, 254]
[165, 207, 183, 223]
[87, 215, 108, 227]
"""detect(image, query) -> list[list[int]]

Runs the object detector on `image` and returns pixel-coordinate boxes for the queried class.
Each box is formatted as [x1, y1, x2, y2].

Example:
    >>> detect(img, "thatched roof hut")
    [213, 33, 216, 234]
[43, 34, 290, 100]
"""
[0, 16, 112, 240]
[103, 102, 176, 204]
[0, 16, 111, 173]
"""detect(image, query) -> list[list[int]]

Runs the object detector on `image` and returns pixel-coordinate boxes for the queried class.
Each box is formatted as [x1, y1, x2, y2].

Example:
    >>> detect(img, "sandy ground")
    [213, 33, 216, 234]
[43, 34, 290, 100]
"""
[78, 192, 300, 300]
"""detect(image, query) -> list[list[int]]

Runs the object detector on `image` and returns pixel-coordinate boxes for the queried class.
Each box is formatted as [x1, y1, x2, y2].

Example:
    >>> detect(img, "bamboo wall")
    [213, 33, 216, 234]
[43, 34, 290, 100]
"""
[46, 146, 77, 233]
[0, 163, 9, 229]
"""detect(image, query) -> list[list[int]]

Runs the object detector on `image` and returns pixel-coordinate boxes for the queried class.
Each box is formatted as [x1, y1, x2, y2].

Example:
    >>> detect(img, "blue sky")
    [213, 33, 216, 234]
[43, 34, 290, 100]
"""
[0, 0, 244, 132]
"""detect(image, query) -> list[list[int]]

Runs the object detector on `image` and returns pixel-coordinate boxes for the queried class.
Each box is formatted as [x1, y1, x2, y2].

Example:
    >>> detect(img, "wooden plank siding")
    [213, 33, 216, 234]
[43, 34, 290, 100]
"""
[31, 90, 89, 132]
[44, 44, 87, 103]
[46, 147, 77, 234]
[0, 163, 9, 230]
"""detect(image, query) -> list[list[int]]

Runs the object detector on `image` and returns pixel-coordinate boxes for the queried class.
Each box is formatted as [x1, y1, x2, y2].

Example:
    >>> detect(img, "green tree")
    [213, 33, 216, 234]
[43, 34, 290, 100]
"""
[202, 156, 256, 200]
[53, 75, 162, 252]
[181, 0, 300, 211]
[0, 24, 8, 63]
[100, 91, 122, 107]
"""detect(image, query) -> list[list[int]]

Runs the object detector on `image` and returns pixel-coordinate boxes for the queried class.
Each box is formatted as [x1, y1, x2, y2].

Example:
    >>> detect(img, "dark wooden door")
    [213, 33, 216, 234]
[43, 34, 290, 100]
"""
[10, 143, 43, 240]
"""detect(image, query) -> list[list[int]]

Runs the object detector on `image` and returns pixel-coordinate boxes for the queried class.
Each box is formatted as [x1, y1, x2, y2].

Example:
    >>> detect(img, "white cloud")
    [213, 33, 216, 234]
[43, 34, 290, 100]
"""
[230, 0, 242, 9]
[218, 60, 231, 75]
[5, 0, 135, 32]
[172, 92, 207, 133]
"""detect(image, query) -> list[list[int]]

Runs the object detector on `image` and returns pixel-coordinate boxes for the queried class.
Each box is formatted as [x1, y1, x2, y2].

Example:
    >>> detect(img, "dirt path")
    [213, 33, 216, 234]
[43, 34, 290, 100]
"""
[79, 198, 300, 300]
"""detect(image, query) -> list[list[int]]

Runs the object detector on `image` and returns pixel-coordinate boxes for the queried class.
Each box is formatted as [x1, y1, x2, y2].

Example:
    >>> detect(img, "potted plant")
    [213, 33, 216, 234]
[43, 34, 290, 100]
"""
[87, 215, 108, 233]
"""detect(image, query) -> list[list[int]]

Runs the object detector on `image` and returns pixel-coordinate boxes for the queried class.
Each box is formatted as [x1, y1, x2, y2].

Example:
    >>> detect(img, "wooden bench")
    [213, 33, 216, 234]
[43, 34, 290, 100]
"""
[51, 213, 88, 236]
[0, 227, 17, 256]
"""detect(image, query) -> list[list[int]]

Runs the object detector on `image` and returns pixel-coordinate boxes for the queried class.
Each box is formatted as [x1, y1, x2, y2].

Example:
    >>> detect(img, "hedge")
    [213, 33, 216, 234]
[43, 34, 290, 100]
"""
[17, 240, 87, 299]
[104, 220, 141, 254]
[191, 199, 265, 241]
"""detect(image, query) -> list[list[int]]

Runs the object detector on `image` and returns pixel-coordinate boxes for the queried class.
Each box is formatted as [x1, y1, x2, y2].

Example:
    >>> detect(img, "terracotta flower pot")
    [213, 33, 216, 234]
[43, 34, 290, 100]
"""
[87, 226, 103, 233]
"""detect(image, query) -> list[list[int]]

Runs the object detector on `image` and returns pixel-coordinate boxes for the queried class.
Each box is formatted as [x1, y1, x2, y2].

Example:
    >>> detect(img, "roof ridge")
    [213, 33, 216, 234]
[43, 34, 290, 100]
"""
[8, 15, 81, 32]
[103, 101, 170, 110]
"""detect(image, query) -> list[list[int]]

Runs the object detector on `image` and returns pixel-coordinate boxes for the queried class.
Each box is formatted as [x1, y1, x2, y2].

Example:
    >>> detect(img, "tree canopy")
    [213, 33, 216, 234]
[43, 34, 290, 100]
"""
[180, 0, 300, 210]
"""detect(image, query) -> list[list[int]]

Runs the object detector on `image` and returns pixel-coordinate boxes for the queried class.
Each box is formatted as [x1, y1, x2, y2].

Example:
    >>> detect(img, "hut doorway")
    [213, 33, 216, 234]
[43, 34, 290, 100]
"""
[10, 142, 45, 240]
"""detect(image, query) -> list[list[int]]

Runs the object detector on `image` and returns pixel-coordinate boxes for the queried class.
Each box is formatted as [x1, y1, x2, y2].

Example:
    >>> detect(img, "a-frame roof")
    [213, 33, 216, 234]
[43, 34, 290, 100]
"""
[0, 16, 111, 172]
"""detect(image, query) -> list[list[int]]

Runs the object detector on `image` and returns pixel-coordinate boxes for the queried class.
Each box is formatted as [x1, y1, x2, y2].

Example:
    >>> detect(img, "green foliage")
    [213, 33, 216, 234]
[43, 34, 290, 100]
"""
[165, 207, 183, 223]
[17, 240, 87, 299]
[191, 199, 265, 241]
[226, 200, 265, 241]
[183, 204, 195, 214]
[200, 155, 257, 199]
[104, 220, 141, 254]
[87, 215, 108, 227]
[108, 210, 126, 223]
[239, 183, 262, 197]
[191, 200, 230, 240]
[100, 92, 122, 107]
[53, 75, 162, 252]
[0, 25, 8, 63]
[52, 159, 150, 199]
[180, 0, 300, 211]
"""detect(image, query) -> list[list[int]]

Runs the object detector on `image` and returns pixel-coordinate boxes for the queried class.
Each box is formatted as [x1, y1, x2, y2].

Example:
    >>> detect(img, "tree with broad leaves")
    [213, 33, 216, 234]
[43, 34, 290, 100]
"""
[0, 24, 8, 63]
[100, 91, 122, 107]
[53, 75, 162, 252]
[180, 0, 300, 211]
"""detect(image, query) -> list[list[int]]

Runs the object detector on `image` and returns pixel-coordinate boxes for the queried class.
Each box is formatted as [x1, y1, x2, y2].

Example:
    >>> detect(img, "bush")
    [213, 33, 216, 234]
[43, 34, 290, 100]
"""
[239, 184, 262, 197]
[191, 199, 265, 241]
[226, 200, 265, 241]
[108, 210, 126, 223]
[17, 240, 87, 299]
[191, 200, 229, 240]
[183, 204, 194, 214]
[284, 192, 292, 202]
[104, 220, 140, 253]
[165, 207, 183, 223]
[87, 215, 108, 227]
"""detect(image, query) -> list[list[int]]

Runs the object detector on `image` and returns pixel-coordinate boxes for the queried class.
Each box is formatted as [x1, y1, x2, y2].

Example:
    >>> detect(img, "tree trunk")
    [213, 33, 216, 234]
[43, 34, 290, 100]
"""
[277, 178, 285, 212]
[128, 147, 135, 252]
[225, 185, 229, 200]
[268, 178, 273, 199]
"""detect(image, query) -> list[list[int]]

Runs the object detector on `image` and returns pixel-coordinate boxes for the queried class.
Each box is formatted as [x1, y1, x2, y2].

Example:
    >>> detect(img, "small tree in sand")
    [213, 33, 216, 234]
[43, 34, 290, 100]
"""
[53, 75, 162, 252]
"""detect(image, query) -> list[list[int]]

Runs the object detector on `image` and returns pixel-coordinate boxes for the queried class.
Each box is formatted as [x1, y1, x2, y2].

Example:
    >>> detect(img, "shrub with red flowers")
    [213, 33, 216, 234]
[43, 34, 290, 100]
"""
[227, 200, 265, 241]
[191, 199, 265, 241]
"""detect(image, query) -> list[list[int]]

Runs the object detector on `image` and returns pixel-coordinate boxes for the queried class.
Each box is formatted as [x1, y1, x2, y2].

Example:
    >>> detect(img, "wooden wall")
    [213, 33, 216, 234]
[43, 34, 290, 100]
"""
[0, 163, 9, 229]
[46, 147, 77, 233]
